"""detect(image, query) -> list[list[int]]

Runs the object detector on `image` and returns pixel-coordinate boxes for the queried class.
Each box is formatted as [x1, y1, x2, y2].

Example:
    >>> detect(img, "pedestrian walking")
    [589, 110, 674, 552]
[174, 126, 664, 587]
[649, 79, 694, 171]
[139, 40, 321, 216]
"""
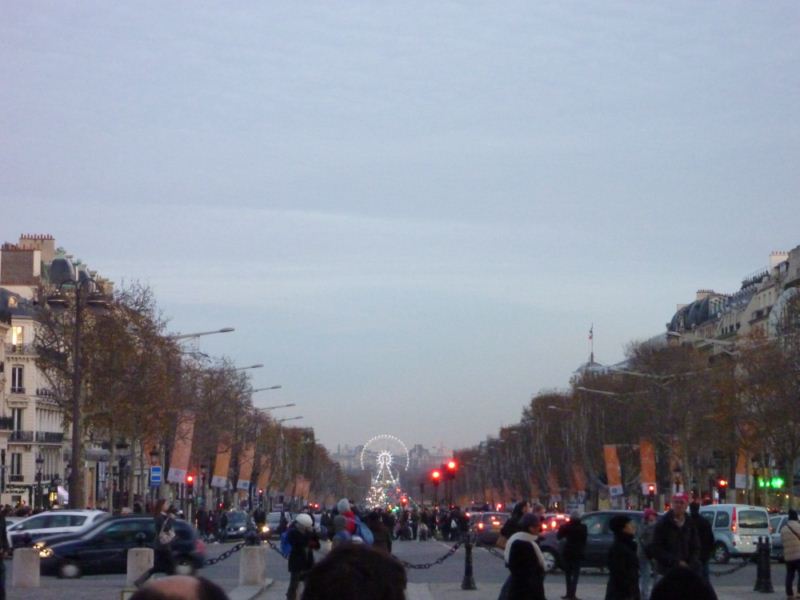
[605, 514, 640, 600]
[501, 513, 546, 600]
[557, 511, 587, 600]
[650, 493, 700, 576]
[331, 515, 352, 548]
[497, 501, 531, 549]
[153, 499, 176, 574]
[637, 508, 658, 600]
[366, 511, 392, 553]
[287, 513, 320, 600]
[689, 501, 714, 584]
[781, 509, 800, 598]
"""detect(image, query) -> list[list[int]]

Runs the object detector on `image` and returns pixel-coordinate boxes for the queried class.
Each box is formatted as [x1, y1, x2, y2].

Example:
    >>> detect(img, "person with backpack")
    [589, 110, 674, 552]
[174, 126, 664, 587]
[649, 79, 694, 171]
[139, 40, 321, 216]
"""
[781, 509, 800, 598]
[286, 513, 320, 600]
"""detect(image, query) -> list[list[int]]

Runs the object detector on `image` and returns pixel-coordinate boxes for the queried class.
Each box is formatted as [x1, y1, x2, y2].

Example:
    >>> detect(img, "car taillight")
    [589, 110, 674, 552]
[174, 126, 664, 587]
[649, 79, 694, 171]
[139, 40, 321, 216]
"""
[195, 538, 206, 554]
[541, 523, 547, 530]
[478, 523, 485, 530]
[731, 507, 737, 533]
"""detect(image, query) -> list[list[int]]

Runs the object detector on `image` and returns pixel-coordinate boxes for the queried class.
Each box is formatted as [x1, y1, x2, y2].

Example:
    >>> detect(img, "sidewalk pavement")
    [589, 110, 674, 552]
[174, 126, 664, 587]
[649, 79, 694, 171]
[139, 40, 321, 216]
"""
[259, 581, 779, 600]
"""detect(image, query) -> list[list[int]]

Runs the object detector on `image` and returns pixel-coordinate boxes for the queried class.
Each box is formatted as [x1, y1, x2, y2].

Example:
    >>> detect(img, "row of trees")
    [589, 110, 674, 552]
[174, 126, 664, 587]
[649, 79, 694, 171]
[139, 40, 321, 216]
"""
[453, 294, 800, 510]
[34, 281, 356, 509]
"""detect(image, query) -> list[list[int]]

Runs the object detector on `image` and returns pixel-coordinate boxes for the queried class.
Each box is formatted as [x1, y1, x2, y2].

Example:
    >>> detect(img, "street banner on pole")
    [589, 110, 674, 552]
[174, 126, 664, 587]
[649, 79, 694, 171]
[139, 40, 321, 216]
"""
[735, 449, 749, 490]
[639, 438, 657, 495]
[237, 442, 256, 492]
[604, 445, 624, 497]
[211, 436, 232, 489]
[256, 455, 272, 492]
[571, 464, 587, 493]
[167, 411, 196, 484]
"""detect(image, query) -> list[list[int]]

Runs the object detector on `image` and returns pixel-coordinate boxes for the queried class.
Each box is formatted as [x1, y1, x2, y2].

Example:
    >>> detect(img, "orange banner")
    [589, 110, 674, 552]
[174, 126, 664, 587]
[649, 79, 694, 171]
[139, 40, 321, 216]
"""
[211, 435, 232, 489]
[604, 445, 623, 497]
[236, 442, 256, 491]
[256, 455, 272, 492]
[735, 449, 749, 490]
[167, 411, 196, 484]
[572, 464, 587, 492]
[639, 438, 657, 495]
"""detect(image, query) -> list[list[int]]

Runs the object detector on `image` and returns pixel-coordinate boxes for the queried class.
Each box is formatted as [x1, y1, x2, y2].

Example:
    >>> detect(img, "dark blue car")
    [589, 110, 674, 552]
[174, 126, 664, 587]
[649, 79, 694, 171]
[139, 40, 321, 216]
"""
[34, 515, 206, 578]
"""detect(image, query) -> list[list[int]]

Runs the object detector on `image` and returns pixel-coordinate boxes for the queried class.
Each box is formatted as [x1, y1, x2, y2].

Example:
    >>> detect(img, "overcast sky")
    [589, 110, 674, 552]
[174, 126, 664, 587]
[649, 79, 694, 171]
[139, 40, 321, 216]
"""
[2, 1, 799, 454]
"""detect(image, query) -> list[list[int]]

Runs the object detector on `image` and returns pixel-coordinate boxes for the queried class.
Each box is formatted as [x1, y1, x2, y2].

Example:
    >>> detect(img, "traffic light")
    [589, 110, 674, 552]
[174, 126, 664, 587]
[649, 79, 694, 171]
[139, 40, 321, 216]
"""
[186, 474, 195, 497]
[718, 478, 728, 501]
[446, 460, 458, 480]
[431, 469, 442, 487]
[400, 495, 408, 506]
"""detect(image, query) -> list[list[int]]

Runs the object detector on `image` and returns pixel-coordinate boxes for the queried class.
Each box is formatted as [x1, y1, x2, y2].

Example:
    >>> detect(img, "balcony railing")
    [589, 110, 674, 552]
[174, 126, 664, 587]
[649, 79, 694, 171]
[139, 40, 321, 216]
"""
[5, 343, 36, 355]
[9, 430, 33, 442]
[36, 431, 65, 444]
[8, 474, 24, 483]
[0, 417, 14, 430]
[10, 387, 25, 395]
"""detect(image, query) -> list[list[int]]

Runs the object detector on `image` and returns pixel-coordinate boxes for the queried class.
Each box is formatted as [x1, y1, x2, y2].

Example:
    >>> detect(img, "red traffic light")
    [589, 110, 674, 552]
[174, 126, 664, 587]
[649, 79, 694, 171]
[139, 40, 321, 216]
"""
[648, 484, 655, 493]
[431, 469, 442, 482]
[718, 479, 729, 488]
[446, 460, 457, 471]
[186, 474, 194, 484]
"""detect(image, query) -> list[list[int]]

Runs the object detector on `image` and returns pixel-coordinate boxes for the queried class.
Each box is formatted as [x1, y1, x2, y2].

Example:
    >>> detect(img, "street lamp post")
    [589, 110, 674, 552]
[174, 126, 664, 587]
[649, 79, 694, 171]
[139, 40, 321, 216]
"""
[47, 276, 110, 509]
[35, 455, 44, 509]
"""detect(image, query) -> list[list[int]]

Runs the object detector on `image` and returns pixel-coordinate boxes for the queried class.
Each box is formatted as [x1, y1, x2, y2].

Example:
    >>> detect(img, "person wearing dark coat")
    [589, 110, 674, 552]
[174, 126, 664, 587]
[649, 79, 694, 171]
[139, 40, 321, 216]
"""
[650, 493, 701, 576]
[366, 511, 392, 554]
[504, 513, 546, 600]
[287, 513, 320, 600]
[605, 515, 640, 600]
[499, 501, 531, 548]
[153, 499, 175, 574]
[557, 512, 588, 600]
[689, 502, 715, 584]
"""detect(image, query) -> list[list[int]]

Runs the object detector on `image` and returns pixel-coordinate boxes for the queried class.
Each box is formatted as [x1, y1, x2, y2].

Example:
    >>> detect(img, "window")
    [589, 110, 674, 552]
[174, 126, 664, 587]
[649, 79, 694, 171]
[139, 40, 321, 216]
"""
[45, 514, 72, 528]
[582, 514, 607, 535]
[19, 515, 48, 531]
[11, 409, 22, 431]
[101, 521, 150, 543]
[11, 365, 24, 393]
[10, 326, 23, 345]
[69, 515, 88, 526]
[10, 453, 21, 476]
[714, 511, 730, 529]
[739, 510, 769, 529]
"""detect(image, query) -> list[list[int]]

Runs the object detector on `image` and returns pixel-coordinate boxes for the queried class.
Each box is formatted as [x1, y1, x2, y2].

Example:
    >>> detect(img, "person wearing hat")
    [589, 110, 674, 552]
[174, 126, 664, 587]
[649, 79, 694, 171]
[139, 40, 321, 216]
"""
[650, 493, 700, 576]
[557, 511, 588, 600]
[287, 513, 320, 600]
[606, 514, 640, 600]
[501, 513, 546, 600]
[781, 509, 800, 598]
[637, 508, 659, 600]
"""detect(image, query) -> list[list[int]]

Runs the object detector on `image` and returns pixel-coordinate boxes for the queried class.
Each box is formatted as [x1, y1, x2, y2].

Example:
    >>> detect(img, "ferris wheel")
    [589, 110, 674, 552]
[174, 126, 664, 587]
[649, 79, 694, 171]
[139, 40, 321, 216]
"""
[360, 434, 410, 478]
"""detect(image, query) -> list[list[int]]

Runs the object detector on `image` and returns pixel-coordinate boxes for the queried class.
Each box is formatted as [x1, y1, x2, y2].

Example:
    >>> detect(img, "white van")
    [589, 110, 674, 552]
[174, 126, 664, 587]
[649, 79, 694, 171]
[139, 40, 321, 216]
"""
[699, 504, 771, 563]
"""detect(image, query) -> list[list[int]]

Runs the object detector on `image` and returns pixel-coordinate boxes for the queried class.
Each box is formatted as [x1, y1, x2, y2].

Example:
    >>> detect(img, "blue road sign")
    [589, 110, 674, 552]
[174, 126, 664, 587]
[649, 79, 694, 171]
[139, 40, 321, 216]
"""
[150, 466, 162, 485]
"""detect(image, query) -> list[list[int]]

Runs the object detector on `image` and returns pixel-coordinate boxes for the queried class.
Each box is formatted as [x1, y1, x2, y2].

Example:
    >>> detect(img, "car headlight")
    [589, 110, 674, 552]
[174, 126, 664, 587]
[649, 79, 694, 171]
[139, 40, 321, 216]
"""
[38, 547, 54, 559]
[260, 525, 269, 533]
[239, 526, 246, 531]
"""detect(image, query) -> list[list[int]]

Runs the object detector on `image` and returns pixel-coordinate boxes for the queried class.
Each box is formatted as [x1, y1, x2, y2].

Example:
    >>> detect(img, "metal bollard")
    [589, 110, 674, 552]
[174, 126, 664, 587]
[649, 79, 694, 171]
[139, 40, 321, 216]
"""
[461, 532, 477, 590]
[753, 535, 774, 593]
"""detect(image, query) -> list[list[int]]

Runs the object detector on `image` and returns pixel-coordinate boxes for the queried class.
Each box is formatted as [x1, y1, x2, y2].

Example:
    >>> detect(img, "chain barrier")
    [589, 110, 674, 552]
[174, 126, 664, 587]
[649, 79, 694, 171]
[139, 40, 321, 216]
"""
[710, 559, 752, 577]
[393, 542, 462, 570]
[265, 537, 289, 559]
[204, 541, 247, 566]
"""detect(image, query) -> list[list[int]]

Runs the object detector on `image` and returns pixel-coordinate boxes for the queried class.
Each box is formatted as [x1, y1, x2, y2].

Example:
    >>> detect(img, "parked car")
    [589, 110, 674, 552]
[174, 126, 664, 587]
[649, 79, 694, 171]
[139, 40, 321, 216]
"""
[469, 512, 509, 546]
[35, 515, 205, 578]
[770, 514, 787, 561]
[538, 510, 644, 573]
[699, 504, 771, 563]
[7, 510, 109, 548]
[220, 510, 256, 541]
